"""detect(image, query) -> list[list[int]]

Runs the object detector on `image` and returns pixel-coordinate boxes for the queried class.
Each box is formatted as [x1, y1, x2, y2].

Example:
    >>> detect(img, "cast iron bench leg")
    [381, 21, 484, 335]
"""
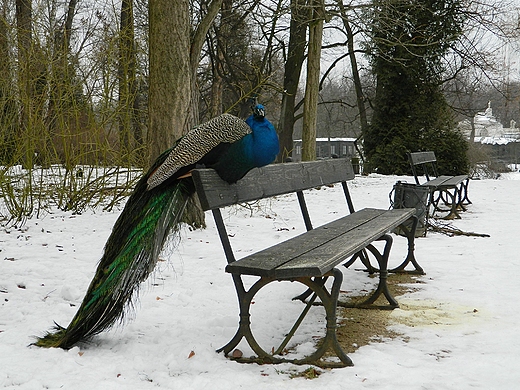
[292, 276, 327, 302]
[441, 188, 462, 220]
[218, 270, 353, 368]
[292, 269, 353, 367]
[340, 234, 399, 309]
[343, 247, 379, 274]
[429, 190, 443, 217]
[389, 215, 424, 274]
[459, 178, 472, 205]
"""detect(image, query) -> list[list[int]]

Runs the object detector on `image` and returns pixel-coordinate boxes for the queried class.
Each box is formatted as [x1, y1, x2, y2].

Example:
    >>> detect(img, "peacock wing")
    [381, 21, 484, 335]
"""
[147, 113, 251, 190]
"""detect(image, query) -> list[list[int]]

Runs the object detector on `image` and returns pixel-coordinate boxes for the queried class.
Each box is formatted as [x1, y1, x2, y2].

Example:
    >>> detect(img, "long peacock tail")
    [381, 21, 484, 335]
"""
[34, 151, 195, 349]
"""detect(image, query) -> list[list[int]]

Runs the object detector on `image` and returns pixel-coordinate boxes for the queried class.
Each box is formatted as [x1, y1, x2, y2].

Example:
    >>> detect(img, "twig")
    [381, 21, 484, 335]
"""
[428, 220, 490, 237]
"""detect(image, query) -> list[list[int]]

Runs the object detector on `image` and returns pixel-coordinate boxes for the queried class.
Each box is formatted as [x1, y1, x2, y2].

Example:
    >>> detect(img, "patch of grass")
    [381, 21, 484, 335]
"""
[336, 272, 420, 354]
[289, 366, 323, 379]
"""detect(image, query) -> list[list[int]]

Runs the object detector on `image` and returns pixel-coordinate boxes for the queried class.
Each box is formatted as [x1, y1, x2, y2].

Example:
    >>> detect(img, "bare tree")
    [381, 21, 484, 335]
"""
[45, 0, 80, 167]
[0, 1, 16, 163]
[301, 0, 325, 161]
[119, 0, 140, 163]
[335, 0, 368, 137]
[16, 0, 39, 167]
[148, 0, 223, 164]
[278, 0, 308, 161]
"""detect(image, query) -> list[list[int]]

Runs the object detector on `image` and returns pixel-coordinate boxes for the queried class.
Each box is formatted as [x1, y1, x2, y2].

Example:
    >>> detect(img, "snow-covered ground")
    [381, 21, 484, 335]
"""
[1, 171, 519, 389]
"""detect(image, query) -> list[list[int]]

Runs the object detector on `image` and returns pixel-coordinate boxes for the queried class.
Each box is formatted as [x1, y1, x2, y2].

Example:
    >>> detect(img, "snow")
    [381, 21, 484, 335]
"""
[2, 171, 520, 389]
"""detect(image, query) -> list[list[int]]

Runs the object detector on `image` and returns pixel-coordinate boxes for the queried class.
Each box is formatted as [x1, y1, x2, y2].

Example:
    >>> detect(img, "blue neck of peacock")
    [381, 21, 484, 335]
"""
[248, 116, 279, 167]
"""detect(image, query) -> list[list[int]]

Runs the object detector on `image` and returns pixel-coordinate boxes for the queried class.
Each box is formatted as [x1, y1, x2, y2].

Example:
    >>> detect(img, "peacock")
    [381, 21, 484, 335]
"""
[34, 104, 279, 349]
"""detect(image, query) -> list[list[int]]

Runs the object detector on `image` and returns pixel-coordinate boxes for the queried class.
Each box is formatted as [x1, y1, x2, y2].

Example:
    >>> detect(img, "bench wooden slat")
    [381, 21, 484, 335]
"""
[418, 175, 467, 189]
[276, 209, 414, 278]
[437, 175, 468, 187]
[409, 151, 436, 165]
[417, 175, 451, 187]
[226, 208, 414, 279]
[192, 158, 355, 211]
[225, 208, 385, 275]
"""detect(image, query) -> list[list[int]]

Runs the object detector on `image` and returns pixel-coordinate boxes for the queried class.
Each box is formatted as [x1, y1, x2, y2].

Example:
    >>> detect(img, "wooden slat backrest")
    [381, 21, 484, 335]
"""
[192, 158, 355, 211]
[409, 151, 437, 165]
[408, 151, 439, 183]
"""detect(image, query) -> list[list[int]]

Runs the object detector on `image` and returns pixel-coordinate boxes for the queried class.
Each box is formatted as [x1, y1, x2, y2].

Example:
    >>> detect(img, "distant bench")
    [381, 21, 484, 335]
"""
[192, 158, 419, 368]
[408, 151, 471, 219]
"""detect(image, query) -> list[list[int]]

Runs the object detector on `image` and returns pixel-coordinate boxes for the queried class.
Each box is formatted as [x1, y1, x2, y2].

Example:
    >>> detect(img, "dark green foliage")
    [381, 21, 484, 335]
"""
[419, 124, 469, 175]
[364, 0, 469, 175]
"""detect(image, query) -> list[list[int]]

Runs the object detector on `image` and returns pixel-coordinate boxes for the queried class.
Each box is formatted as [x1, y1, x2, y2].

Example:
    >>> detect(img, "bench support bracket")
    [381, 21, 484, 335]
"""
[390, 215, 425, 274]
[340, 234, 400, 309]
[217, 268, 354, 368]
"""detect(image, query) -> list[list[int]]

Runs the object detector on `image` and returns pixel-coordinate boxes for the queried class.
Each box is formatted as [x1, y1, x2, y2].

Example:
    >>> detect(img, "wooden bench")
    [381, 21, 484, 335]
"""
[408, 151, 471, 219]
[192, 158, 419, 368]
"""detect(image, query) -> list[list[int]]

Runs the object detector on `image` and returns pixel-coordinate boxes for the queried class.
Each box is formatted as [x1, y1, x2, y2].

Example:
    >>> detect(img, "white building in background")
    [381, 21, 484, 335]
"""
[458, 102, 520, 144]
[458, 102, 520, 165]
[292, 138, 357, 161]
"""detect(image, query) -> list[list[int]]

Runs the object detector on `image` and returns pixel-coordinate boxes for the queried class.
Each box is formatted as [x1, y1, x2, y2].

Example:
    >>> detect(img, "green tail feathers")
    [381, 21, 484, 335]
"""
[34, 162, 194, 349]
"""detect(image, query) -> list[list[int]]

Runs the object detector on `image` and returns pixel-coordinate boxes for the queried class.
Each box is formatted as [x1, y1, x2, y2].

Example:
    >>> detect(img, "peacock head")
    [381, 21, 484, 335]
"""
[252, 104, 265, 119]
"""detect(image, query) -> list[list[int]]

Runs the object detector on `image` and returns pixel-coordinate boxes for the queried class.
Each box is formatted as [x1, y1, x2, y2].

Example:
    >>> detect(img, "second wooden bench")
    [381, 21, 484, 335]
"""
[408, 151, 471, 219]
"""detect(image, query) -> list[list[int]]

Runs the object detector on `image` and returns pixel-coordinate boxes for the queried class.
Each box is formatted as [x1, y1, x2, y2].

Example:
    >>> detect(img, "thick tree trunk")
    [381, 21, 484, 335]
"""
[0, 3, 16, 164]
[148, 0, 223, 165]
[119, 0, 139, 164]
[148, 0, 192, 165]
[148, 0, 223, 228]
[277, 0, 308, 162]
[16, 0, 34, 168]
[337, 3, 368, 137]
[301, 0, 323, 162]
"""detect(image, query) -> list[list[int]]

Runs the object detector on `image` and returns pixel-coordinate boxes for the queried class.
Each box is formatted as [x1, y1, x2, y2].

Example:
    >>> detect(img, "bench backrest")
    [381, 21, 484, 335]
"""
[192, 159, 356, 265]
[409, 151, 436, 165]
[408, 151, 439, 184]
[192, 158, 355, 211]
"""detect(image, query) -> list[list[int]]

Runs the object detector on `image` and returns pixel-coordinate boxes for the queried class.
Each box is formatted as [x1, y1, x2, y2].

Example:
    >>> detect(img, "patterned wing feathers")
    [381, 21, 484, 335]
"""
[147, 114, 251, 190]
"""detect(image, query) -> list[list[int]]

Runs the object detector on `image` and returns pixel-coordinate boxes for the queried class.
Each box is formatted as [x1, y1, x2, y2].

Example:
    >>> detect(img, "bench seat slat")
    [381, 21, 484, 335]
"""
[419, 175, 467, 189]
[418, 175, 452, 187]
[226, 208, 414, 279]
[277, 209, 413, 277]
[436, 175, 468, 188]
[226, 208, 385, 274]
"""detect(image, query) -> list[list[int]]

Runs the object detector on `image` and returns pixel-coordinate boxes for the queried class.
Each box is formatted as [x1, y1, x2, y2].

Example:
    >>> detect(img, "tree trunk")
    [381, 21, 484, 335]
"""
[46, 0, 78, 168]
[148, 0, 223, 228]
[148, 0, 223, 165]
[277, 0, 308, 162]
[148, 0, 192, 165]
[209, 57, 223, 117]
[301, 0, 323, 162]
[16, 0, 33, 168]
[0, 3, 16, 164]
[119, 0, 139, 164]
[189, 0, 223, 126]
[209, 0, 232, 118]
[337, 2, 368, 137]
